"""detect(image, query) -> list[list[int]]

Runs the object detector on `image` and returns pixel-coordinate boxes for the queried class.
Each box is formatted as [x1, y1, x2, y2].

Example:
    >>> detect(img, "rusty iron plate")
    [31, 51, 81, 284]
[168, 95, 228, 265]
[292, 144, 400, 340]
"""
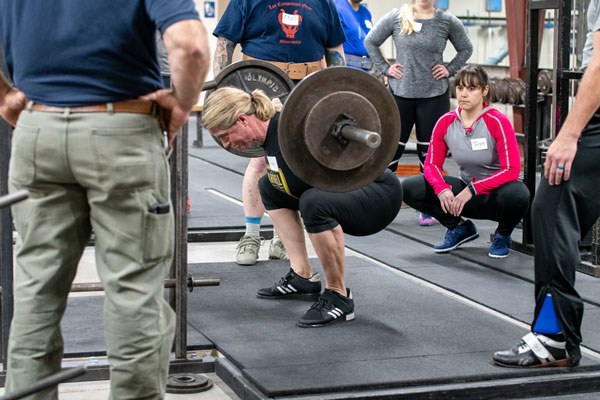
[278, 67, 400, 192]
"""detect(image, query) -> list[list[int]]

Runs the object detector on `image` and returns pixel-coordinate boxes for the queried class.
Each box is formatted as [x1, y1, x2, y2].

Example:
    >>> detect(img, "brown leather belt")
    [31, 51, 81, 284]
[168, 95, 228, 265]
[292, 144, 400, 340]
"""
[30, 99, 157, 115]
[243, 55, 322, 80]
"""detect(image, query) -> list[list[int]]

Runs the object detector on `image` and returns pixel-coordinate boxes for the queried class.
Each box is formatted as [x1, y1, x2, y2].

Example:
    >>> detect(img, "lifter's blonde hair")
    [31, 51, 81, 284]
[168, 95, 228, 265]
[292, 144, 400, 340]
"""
[201, 87, 279, 132]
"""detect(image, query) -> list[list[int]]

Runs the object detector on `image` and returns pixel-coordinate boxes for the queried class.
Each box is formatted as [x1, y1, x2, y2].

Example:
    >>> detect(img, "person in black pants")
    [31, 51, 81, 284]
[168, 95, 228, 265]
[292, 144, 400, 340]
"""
[201, 87, 403, 327]
[493, 0, 600, 368]
[402, 65, 530, 259]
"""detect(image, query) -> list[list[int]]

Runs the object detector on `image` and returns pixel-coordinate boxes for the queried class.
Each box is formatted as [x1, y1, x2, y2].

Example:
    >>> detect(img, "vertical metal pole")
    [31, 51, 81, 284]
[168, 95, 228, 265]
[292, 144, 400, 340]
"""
[169, 123, 188, 360]
[556, 0, 573, 130]
[523, 6, 543, 246]
[0, 41, 15, 370]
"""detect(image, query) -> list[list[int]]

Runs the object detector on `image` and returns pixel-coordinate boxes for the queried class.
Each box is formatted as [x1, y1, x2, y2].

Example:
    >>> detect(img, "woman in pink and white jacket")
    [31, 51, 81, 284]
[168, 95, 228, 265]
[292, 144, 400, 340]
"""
[402, 65, 530, 258]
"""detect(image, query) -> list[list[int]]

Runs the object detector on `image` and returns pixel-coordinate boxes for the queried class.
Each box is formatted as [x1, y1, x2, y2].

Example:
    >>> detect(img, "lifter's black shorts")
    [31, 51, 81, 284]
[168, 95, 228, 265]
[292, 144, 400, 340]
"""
[259, 169, 403, 235]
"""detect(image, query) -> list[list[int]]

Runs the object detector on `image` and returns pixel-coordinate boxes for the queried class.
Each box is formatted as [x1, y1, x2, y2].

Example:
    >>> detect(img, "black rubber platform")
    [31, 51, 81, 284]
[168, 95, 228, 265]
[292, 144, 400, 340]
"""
[61, 295, 213, 357]
[185, 258, 600, 399]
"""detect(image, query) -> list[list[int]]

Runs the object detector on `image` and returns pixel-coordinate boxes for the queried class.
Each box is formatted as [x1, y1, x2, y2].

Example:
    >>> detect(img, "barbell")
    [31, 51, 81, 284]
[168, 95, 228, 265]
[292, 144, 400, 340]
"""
[206, 62, 401, 193]
[0, 190, 29, 209]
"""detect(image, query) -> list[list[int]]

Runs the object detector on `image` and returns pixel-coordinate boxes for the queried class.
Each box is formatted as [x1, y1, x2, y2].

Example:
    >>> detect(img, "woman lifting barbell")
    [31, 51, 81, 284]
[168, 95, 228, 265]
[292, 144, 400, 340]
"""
[201, 87, 403, 327]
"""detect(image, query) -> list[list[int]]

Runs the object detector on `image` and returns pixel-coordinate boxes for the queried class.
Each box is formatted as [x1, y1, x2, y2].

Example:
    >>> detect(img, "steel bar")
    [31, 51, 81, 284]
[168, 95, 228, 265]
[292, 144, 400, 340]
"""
[0, 190, 29, 209]
[201, 80, 217, 91]
[0, 40, 14, 370]
[523, 4, 544, 246]
[0, 366, 87, 400]
[70, 278, 220, 293]
[169, 121, 189, 360]
[340, 125, 381, 148]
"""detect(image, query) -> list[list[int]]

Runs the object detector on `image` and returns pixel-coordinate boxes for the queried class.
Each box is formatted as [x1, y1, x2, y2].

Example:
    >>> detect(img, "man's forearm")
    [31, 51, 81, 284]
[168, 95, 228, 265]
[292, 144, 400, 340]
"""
[213, 36, 236, 76]
[164, 20, 211, 110]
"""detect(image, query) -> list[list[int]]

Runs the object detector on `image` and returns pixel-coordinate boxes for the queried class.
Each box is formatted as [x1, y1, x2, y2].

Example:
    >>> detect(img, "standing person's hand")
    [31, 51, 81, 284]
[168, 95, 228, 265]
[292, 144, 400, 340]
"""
[0, 86, 28, 126]
[141, 89, 191, 146]
[386, 63, 404, 79]
[432, 64, 449, 80]
[544, 134, 578, 186]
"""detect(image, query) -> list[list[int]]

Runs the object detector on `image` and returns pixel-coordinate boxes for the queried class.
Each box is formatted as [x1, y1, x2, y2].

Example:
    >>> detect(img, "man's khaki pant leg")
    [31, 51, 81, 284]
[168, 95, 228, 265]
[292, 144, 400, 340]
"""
[6, 111, 175, 400]
[66, 113, 176, 400]
[6, 111, 92, 400]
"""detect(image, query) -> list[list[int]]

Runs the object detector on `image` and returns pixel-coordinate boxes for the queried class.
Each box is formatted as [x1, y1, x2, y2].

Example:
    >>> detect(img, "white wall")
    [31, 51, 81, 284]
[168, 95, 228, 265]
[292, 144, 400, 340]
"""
[199, 0, 557, 76]
[363, 0, 555, 70]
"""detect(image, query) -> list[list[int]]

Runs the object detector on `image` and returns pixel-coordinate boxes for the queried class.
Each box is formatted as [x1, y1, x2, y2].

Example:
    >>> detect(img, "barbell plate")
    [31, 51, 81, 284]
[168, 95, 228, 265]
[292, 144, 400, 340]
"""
[279, 67, 400, 192]
[304, 91, 380, 171]
[208, 60, 294, 158]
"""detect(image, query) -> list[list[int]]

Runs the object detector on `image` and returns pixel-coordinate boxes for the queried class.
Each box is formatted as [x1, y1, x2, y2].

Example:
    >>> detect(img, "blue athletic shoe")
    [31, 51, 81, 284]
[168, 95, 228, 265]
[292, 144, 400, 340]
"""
[489, 230, 512, 258]
[434, 220, 479, 253]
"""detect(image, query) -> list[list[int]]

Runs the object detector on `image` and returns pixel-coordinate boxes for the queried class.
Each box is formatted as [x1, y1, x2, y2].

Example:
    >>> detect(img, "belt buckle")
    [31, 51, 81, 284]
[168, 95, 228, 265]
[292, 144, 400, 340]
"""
[360, 56, 370, 70]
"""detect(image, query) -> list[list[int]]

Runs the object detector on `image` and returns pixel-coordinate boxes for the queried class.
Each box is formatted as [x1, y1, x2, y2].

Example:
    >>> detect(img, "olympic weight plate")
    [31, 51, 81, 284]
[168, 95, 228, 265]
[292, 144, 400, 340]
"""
[278, 67, 400, 192]
[166, 373, 213, 394]
[208, 60, 294, 157]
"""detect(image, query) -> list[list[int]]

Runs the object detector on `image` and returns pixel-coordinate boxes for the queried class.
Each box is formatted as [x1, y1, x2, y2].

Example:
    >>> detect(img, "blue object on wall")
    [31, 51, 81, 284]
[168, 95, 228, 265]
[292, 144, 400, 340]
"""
[487, 0, 502, 12]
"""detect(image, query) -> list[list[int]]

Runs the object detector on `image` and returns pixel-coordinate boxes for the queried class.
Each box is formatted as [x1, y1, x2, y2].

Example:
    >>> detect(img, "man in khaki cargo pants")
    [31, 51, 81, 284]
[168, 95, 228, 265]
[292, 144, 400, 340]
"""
[0, 1, 209, 399]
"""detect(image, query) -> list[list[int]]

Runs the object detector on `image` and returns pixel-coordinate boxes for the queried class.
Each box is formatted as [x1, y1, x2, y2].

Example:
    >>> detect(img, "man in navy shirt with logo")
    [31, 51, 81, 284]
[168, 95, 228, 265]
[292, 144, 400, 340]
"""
[0, 2, 209, 398]
[212, 0, 346, 267]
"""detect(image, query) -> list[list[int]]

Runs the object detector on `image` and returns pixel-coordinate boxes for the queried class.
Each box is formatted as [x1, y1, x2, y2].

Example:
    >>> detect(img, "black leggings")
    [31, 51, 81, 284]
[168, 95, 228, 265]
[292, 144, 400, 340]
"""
[259, 170, 403, 236]
[388, 91, 450, 172]
[402, 175, 530, 236]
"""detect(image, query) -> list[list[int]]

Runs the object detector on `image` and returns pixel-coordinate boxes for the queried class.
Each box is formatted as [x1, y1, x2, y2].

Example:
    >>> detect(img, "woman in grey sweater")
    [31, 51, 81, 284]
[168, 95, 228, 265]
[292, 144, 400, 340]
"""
[364, 0, 472, 226]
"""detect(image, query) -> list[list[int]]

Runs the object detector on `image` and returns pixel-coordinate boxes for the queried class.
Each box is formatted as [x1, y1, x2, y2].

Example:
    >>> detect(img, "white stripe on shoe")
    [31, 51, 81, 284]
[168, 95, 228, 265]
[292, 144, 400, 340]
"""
[276, 284, 297, 294]
[327, 308, 343, 319]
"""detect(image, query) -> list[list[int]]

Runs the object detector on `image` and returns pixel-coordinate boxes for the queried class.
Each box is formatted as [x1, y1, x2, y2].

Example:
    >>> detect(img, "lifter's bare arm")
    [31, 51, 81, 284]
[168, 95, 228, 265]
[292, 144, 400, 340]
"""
[142, 19, 210, 144]
[213, 36, 237, 76]
[0, 72, 27, 126]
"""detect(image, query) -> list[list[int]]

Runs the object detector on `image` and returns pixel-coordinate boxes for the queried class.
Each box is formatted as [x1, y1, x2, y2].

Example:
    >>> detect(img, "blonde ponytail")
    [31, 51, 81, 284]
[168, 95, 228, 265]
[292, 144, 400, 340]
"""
[202, 87, 276, 132]
[397, 2, 418, 36]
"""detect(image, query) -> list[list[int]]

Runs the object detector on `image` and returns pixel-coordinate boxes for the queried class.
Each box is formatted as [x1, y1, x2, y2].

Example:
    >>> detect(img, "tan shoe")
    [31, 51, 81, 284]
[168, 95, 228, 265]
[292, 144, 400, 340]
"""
[236, 235, 263, 265]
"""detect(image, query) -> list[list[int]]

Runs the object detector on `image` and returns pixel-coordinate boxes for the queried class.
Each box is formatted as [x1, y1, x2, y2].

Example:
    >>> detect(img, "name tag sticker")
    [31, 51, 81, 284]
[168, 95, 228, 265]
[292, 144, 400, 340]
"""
[267, 156, 279, 172]
[281, 13, 299, 26]
[471, 138, 488, 151]
[413, 22, 423, 32]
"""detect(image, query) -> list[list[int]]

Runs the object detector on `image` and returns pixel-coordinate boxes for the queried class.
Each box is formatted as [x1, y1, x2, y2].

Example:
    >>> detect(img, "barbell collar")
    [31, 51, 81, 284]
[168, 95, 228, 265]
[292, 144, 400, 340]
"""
[339, 125, 381, 149]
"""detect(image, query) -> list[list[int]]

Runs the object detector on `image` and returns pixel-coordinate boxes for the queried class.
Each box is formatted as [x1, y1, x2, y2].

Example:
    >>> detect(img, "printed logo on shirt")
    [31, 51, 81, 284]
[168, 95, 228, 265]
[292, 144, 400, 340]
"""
[278, 9, 303, 40]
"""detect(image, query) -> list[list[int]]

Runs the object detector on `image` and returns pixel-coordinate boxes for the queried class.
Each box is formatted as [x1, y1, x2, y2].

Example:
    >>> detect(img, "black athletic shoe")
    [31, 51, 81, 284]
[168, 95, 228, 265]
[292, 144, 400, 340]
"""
[297, 288, 355, 328]
[256, 269, 321, 299]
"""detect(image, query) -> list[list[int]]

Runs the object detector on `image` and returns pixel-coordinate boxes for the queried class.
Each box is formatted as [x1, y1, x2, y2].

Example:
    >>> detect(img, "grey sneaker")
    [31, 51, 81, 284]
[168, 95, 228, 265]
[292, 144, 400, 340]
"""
[236, 235, 263, 265]
[268, 234, 287, 260]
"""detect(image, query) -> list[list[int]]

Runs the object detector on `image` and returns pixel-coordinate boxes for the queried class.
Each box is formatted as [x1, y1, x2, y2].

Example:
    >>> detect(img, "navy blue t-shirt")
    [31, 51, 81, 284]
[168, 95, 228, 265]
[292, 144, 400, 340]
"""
[333, 0, 372, 57]
[0, 1, 199, 106]
[214, 0, 345, 63]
